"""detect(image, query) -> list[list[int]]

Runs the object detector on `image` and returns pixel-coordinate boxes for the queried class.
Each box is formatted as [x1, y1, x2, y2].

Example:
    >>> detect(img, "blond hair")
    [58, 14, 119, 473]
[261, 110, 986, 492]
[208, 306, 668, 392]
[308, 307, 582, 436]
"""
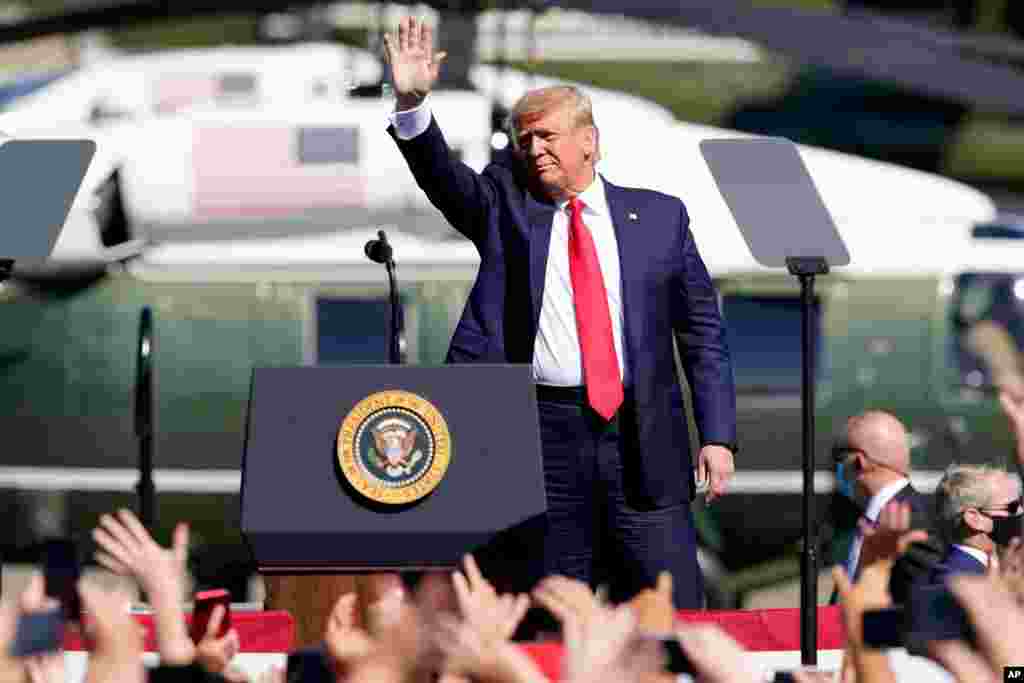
[935, 463, 1006, 540]
[507, 85, 598, 156]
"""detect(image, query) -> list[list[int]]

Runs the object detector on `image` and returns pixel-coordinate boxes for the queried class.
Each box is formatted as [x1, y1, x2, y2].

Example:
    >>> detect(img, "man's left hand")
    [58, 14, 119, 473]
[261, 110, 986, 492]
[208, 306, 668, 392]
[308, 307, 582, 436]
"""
[698, 445, 734, 504]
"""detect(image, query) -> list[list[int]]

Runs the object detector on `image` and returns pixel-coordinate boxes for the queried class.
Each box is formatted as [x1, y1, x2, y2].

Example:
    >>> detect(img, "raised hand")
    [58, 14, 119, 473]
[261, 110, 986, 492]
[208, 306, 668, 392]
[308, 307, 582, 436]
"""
[531, 575, 605, 631]
[998, 375, 1024, 434]
[451, 554, 530, 646]
[79, 581, 146, 683]
[324, 593, 374, 675]
[857, 500, 929, 570]
[92, 509, 188, 602]
[436, 613, 547, 683]
[92, 509, 194, 665]
[928, 639, 999, 683]
[437, 555, 534, 682]
[627, 571, 676, 634]
[832, 564, 898, 683]
[195, 605, 240, 674]
[383, 16, 447, 109]
[560, 604, 646, 683]
[949, 574, 1024, 673]
[675, 624, 762, 683]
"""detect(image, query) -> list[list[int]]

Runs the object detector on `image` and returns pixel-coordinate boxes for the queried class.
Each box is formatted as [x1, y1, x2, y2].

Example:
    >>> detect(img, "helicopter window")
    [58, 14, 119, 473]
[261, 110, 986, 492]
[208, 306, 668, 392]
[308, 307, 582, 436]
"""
[297, 126, 359, 165]
[949, 272, 1024, 389]
[315, 297, 395, 364]
[720, 294, 820, 393]
[217, 73, 258, 98]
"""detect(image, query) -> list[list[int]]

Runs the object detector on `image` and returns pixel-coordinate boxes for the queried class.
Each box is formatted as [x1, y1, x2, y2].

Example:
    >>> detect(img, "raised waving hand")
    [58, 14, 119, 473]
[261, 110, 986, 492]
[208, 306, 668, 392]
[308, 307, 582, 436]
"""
[383, 16, 447, 110]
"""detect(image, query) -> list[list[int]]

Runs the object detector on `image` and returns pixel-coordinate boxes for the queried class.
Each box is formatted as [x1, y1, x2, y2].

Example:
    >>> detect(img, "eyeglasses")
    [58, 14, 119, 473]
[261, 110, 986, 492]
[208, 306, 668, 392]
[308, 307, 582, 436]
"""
[830, 442, 908, 477]
[981, 497, 1024, 516]
[831, 443, 862, 465]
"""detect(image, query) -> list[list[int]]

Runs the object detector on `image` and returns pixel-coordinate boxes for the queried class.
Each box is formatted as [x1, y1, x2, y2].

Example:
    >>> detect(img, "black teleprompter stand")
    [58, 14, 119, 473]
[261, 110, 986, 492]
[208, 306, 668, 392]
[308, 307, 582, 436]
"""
[701, 137, 850, 665]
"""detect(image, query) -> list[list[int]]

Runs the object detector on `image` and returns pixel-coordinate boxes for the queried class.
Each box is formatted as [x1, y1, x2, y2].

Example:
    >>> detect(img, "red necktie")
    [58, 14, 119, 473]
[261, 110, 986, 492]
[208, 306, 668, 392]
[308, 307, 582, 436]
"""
[568, 197, 623, 420]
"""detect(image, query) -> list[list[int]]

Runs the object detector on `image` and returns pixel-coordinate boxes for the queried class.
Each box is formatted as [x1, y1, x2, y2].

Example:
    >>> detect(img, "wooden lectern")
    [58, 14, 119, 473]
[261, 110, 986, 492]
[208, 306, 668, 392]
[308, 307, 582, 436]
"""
[241, 365, 547, 648]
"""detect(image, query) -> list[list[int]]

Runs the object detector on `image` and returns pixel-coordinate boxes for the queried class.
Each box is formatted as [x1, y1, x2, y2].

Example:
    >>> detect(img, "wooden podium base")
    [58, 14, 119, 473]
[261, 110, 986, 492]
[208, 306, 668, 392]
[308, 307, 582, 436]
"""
[262, 573, 404, 648]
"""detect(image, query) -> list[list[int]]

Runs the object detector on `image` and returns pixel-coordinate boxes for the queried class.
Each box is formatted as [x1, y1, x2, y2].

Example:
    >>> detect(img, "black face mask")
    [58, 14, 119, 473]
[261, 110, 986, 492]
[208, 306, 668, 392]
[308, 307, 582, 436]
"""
[986, 513, 1023, 547]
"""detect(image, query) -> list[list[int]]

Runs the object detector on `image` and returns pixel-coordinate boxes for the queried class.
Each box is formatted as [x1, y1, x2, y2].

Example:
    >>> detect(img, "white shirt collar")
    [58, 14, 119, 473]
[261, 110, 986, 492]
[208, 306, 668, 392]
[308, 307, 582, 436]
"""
[952, 544, 989, 567]
[557, 175, 609, 217]
[864, 478, 910, 522]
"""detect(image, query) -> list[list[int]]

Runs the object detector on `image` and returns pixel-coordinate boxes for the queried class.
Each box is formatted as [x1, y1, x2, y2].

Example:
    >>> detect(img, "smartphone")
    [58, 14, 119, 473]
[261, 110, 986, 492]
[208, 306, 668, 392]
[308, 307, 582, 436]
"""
[862, 607, 905, 649]
[906, 585, 974, 651]
[43, 538, 81, 623]
[189, 588, 231, 643]
[8, 608, 64, 657]
[657, 635, 696, 675]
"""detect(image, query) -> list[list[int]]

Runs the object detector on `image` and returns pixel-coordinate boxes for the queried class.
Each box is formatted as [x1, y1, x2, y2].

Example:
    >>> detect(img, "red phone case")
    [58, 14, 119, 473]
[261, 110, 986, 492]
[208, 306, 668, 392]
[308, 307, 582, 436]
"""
[189, 589, 231, 643]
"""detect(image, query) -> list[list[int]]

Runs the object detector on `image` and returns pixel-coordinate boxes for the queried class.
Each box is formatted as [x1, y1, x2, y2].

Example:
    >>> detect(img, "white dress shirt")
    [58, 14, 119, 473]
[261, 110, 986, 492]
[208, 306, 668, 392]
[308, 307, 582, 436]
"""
[846, 477, 910, 577]
[390, 100, 629, 386]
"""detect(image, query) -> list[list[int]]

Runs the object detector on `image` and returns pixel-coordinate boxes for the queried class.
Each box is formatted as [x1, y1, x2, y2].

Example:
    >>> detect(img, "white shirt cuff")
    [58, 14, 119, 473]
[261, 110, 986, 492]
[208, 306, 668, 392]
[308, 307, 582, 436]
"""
[389, 98, 432, 140]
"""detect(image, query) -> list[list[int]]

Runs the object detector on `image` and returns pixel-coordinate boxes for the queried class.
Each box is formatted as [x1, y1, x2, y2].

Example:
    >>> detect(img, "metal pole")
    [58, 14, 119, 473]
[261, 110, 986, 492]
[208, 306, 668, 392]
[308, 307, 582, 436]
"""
[799, 271, 817, 666]
[386, 261, 400, 365]
[136, 306, 155, 531]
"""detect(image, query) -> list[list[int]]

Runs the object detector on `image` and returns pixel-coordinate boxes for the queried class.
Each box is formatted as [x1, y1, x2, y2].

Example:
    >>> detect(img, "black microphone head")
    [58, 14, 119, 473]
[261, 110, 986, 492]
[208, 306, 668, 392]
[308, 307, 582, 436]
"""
[364, 238, 392, 264]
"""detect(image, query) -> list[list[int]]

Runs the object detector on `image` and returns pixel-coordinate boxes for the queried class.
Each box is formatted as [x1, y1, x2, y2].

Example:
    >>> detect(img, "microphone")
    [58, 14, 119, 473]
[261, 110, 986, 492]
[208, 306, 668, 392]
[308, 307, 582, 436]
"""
[364, 230, 393, 265]
[363, 229, 401, 364]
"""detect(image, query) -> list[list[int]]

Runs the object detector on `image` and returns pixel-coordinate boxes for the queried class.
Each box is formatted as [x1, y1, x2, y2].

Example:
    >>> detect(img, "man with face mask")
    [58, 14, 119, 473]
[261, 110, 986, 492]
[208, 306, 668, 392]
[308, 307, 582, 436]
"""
[929, 464, 1023, 582]
[828, 411, 942, 604]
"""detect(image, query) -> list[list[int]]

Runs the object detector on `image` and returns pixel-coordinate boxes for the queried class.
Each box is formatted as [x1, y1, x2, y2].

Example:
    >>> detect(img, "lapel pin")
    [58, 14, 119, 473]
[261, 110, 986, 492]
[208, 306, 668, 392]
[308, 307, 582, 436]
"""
[628, 212, 638, 221]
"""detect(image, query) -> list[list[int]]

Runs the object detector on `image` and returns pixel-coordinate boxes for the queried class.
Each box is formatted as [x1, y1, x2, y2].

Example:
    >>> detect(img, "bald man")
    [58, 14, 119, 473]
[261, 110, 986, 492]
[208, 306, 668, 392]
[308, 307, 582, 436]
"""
[829, 410, 942, 604]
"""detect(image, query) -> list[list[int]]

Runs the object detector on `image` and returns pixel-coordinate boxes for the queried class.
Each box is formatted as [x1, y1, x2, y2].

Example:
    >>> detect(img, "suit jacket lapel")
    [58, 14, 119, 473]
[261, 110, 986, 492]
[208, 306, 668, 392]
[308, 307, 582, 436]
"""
[603, 178, 639, 370]
[527, 191, 556, 331]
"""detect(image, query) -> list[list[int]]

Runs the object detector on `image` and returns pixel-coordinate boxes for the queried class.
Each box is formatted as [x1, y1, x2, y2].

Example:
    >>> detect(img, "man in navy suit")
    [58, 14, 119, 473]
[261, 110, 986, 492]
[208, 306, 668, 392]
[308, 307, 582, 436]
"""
[928, 464, 1022, 585]
[827, 411, 942, 604]
[384, 17, 737, 608]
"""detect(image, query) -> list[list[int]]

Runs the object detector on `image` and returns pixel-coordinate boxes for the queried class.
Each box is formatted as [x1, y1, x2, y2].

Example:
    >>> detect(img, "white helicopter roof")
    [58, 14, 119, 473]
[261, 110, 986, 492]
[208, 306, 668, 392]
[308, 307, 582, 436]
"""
[0, 42, 382, 129]
[16, 49, 991, 283]
[135, 113, 996, 283]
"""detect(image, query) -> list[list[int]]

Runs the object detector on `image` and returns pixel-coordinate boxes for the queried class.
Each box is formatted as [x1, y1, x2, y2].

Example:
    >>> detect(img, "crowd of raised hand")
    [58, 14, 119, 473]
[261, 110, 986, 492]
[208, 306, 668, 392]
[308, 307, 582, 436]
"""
[1, 502, 1020, 683]
[3, 384, 1024, 682]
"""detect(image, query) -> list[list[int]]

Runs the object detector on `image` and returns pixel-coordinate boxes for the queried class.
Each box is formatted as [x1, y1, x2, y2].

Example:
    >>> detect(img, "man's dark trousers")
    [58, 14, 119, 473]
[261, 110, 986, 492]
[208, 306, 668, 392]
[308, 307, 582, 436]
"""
[535, 387, 704, 609]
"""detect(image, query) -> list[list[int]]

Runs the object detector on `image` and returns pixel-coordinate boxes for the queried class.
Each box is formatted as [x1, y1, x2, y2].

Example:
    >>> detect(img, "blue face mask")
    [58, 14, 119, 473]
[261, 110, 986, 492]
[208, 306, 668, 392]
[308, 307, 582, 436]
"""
[836, 462, 857, 501]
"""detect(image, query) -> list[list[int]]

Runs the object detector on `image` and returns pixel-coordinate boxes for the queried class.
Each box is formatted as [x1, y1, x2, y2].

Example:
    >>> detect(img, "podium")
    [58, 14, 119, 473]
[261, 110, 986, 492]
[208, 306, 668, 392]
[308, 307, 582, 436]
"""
[240, 365, 547, 645]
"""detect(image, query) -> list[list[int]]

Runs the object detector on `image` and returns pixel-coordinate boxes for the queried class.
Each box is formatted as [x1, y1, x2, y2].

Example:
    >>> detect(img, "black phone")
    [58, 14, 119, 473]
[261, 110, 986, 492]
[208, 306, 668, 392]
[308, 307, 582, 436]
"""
[9, 608, 64, 657]
[657, 636, 696, 675]
[862, 606, 905, 649]
[43, 539, 81, 623]
[906, 585, 974, 651]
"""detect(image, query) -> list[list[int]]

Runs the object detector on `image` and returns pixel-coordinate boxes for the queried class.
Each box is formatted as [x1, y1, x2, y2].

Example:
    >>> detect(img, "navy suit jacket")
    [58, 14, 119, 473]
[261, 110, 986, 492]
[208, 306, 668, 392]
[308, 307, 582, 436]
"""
[928, 546, 987, 586]
[391, 117, 737, 507]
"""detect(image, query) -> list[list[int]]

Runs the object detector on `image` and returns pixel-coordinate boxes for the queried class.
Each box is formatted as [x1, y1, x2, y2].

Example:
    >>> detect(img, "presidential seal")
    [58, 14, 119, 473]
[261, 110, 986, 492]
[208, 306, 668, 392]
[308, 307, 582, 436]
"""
[336, 390, 451, 504]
